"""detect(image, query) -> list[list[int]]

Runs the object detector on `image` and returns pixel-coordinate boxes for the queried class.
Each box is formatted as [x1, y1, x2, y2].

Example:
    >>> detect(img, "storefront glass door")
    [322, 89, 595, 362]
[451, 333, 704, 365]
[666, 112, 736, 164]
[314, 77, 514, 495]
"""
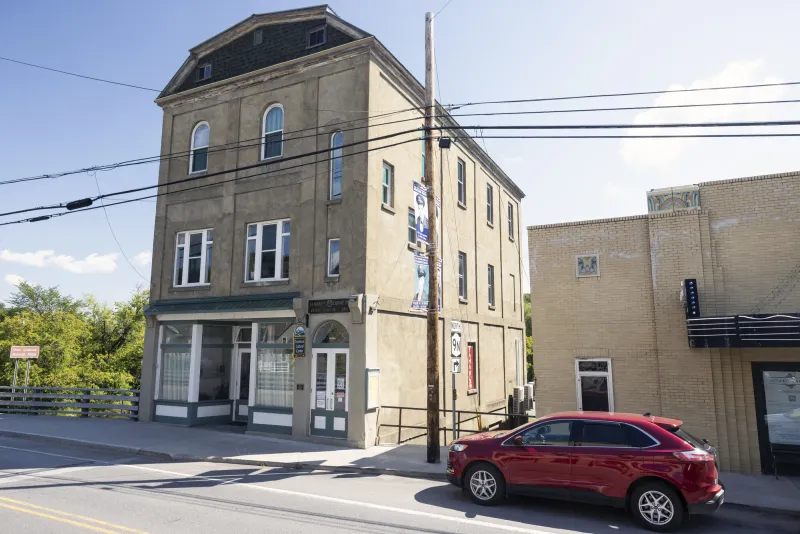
[753, 363, 800, 474]
[310, 349, 349, 439]
[232, 348, 251, 422]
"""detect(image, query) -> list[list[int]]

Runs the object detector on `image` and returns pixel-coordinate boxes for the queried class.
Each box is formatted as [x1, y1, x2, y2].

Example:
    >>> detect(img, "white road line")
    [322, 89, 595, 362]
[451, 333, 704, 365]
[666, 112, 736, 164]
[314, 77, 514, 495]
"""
[0, 465, 100, 486]
[0, 444, 551, 534]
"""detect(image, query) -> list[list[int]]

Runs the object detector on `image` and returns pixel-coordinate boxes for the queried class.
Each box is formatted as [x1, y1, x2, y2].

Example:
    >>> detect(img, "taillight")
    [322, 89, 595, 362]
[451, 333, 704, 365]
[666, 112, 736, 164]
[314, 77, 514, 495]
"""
[673, 449, 714, 462]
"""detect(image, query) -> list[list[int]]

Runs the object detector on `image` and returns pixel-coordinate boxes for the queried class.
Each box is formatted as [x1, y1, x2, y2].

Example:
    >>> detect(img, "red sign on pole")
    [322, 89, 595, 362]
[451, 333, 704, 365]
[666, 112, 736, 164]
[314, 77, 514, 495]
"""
[10, 346, 40, 359]
[467, 344, 476, 393]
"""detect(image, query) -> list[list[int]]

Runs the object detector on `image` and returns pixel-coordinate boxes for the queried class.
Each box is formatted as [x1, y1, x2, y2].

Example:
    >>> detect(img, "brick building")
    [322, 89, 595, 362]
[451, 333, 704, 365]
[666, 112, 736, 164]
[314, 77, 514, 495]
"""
[528, 171, 800, 474]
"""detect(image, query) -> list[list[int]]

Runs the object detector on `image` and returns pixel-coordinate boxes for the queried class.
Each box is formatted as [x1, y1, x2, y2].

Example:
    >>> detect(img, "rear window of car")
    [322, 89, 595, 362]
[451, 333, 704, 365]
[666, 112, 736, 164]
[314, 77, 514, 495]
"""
[577, 422, 657, 448]
[671, 427, 709, 450]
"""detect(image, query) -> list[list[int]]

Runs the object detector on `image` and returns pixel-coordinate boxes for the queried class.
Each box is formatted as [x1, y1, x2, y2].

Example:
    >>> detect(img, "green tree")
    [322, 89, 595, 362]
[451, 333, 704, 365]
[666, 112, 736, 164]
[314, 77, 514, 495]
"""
[523, 293, 533, 382]
[7, 281, 83, 315]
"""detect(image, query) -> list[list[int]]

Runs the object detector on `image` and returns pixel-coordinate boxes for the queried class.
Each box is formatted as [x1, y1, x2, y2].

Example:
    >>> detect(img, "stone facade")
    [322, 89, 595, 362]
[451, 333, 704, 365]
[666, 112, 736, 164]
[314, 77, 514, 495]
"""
[529, 171, 800, 473]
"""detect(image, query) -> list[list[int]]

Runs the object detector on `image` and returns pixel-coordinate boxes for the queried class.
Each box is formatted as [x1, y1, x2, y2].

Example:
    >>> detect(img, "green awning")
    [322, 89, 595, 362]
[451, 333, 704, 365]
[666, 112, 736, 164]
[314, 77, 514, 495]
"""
[145, 293, 299, 316]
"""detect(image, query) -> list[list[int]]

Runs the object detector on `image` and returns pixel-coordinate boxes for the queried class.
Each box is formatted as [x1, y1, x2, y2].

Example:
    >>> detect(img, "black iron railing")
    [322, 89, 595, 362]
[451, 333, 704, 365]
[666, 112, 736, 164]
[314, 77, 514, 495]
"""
[0, 386, 139, 420]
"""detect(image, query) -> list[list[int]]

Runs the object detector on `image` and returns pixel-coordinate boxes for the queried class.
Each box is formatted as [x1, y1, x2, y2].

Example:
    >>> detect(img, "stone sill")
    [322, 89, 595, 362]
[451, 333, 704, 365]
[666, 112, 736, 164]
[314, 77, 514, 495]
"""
[381, 203, 396, 215]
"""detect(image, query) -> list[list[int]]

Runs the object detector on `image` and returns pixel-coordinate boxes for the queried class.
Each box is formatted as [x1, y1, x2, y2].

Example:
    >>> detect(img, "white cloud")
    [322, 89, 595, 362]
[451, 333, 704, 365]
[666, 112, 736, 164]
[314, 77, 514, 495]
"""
[4, 274, 24, 286]
[620, 60, 786, 167]
[0, 249, 118, 274]
[133, 251, 152, 266]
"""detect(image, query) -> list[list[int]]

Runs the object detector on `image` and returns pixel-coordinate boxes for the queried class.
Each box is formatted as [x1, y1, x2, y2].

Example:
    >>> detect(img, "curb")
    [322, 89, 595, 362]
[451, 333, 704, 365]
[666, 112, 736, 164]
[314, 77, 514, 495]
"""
[722, 502, 800, 518]
[0, 430, 448, 482]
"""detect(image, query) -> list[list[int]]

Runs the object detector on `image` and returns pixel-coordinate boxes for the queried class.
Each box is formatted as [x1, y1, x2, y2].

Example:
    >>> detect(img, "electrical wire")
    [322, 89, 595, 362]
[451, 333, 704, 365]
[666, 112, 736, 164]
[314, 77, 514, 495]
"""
[91, 171, 149, 281]
[0, 56, 161, 92]
[0, 126, 423, 218]
[449, 133, 800, 139]
[434, 0, 457, 18]
[443, 80, 800, 110]
[437, 119, 800, 131]
[5, 98, 800, 187]
[0, 136, 421, 227]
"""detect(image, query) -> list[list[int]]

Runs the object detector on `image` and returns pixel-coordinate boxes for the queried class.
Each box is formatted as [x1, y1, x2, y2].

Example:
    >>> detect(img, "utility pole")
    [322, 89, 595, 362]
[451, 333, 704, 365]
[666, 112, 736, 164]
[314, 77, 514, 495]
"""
[424, 11, 440, 464]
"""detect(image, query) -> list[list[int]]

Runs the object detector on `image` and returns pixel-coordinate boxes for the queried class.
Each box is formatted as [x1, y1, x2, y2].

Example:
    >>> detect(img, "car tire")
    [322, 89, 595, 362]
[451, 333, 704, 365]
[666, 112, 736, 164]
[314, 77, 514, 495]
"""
[630, 481, 685, 532]
[464, 463, 505, 506]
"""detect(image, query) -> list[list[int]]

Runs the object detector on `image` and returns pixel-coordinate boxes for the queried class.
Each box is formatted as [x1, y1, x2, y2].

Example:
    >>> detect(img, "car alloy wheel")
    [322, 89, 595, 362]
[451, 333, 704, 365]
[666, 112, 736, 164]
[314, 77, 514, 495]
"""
[638, 490, 675, 526]
[469, 470, 497, 501]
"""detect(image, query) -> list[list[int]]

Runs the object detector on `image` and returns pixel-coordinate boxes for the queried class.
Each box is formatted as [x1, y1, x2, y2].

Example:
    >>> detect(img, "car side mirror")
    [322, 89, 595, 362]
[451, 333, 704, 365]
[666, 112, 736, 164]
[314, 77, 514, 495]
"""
[513, 435, 523, 446]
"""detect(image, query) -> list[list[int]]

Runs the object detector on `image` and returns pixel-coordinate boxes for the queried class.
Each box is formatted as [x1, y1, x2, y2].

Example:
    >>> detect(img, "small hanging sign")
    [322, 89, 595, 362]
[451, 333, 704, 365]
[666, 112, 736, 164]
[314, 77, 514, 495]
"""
[293, 326, 306, 357]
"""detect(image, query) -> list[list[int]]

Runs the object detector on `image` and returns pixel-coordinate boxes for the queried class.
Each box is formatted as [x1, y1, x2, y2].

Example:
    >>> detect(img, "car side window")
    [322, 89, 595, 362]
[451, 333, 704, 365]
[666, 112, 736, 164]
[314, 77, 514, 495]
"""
[519, 421, 572, 446]
[626, 425, 658, 448]
[578, 422, 630, 447]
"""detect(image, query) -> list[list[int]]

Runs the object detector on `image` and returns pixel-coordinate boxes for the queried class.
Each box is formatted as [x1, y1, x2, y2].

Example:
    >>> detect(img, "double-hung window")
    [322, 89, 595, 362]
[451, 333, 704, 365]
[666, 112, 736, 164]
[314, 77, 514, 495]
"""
[407, 208, 417, 244]
[458, 251, 467, 300]
[488, 264, 495, 307]
[189, 122, 209, 174]
[262, 104, 284, 160]
[330, 131, 343, 200]
[327, 238, 340, 277]
[382, 162, 394, 207]
[457, 158, 466, 205]
[245, 219, 290, 282]
[486, 183, 494, 224]
[508, 201, 515, 240]
[174, 229, 212, 286]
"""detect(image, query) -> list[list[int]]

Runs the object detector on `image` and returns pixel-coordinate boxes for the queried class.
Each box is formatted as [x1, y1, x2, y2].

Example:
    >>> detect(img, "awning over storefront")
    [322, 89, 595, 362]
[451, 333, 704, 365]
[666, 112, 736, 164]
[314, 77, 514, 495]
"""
[145, 293, 301, 316]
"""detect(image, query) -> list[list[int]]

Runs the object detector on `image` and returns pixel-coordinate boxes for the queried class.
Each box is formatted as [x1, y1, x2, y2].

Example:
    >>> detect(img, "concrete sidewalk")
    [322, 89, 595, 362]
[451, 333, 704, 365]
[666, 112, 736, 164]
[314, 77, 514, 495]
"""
[1, 414, 798, 516]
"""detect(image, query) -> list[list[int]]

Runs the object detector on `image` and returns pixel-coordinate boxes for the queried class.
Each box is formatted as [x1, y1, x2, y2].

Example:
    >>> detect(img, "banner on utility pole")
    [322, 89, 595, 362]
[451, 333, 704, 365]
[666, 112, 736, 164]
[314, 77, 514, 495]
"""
[410, 253, 442, 312]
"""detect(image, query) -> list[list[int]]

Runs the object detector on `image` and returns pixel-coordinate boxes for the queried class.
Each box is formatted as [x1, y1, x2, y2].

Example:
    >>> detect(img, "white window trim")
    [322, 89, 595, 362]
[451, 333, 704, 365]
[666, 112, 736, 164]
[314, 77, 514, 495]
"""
[329, 131, 343, 200]
[261, 104, 284, 161]
[327, 238, 341, 278]
[245, 219, 291, 282]
[407, 208, 417, 244]
[197, 64, 212, 81]
[488, 264, 495, 307]
[575, 358, 615, 412]
[457, 158, 466, 205]
[486, 183, 494, 224]
[188, 121, 209, 174]
[174, 229, 212, 287]
[508, 201, 515, 241]
[306, 25, 327, 49]
[511, 274, 517, 311]
[381, 161, 394, 208]
[458, 251, 467, 300]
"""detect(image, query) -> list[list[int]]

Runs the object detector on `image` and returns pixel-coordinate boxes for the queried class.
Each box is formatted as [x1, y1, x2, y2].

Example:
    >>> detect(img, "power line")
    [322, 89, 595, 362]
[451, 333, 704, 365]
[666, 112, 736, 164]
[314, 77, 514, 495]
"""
[5, 98, 800, 188]
[0, 56, 161, 92]
[434, 0, 457, 18]
[437, 119, 800, 131]
[0, 136, 421, 227]
[450, 133, 800, 139]
[443, 80, 800, 110]
[0, 126, 423, 218]
[0, 107, 424, 187]
[91, 171, 149, 282]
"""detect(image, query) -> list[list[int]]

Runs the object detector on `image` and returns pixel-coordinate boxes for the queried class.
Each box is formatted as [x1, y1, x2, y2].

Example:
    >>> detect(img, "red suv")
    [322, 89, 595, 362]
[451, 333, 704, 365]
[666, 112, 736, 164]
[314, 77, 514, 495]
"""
[446, 412, 723, 532]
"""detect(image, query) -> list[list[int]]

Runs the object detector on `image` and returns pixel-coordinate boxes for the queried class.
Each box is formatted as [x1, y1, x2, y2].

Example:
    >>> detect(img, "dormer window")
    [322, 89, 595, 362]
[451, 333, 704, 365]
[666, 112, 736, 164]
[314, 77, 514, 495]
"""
[253, 29, 263, 46]
[307, 26, 326, 48]
[196, 63, 212, 81]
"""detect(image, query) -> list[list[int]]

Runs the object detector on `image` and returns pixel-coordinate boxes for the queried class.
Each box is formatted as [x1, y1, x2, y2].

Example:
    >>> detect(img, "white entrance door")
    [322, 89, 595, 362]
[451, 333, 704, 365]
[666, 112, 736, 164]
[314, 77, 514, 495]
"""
[310, 349, 349, 439]
[232, 347, 251, 422]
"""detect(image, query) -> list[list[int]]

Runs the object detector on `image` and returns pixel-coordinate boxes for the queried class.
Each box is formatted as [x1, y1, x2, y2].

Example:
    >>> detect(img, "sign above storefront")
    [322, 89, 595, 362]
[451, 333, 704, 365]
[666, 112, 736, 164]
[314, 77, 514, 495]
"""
[308, 298, 350, 314]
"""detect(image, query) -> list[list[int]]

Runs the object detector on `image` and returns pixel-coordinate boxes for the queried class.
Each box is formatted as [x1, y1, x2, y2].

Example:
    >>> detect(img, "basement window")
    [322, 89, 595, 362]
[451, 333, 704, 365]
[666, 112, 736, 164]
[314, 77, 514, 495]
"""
[307, 26, 327, 48]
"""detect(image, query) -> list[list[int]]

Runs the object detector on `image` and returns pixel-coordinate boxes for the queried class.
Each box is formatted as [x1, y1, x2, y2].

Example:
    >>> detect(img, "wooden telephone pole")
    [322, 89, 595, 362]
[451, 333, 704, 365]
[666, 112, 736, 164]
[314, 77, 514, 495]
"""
[424, 11, 440, 464]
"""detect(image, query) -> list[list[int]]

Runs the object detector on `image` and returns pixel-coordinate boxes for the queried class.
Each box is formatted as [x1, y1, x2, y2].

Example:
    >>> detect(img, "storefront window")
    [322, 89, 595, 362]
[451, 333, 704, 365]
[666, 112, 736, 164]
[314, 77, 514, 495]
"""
[763, 371, 800, 446]
[199, 326, 232, 401]
[160, 349, 190, 401]
[258, 321, 294, 343]
[313, 320, 350, 345]
[160, 324, 193, 401]
[255, 348, 294, 408]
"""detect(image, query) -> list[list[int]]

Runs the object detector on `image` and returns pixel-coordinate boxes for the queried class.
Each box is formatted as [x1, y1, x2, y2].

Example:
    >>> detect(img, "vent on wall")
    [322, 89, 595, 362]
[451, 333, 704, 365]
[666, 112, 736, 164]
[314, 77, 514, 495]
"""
[253, 29, 263, 45]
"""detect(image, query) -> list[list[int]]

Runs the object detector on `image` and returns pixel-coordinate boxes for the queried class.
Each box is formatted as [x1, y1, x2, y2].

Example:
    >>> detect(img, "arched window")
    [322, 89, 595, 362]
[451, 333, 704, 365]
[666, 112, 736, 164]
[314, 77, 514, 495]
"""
[262, 104, 284, 160]
[189, 122, 209, 173]
[313, 320, 349, 346]
[329, 131, 343, 200]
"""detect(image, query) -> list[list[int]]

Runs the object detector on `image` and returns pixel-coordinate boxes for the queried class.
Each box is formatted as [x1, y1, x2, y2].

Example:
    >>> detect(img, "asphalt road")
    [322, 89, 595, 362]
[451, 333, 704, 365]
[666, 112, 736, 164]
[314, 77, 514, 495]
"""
[0, 436, 796, 534]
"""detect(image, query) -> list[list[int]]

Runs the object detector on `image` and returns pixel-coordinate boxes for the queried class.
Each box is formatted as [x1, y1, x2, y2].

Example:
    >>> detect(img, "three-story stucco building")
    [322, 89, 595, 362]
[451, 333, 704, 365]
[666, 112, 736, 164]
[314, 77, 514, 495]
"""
[138, 5, 526, 448]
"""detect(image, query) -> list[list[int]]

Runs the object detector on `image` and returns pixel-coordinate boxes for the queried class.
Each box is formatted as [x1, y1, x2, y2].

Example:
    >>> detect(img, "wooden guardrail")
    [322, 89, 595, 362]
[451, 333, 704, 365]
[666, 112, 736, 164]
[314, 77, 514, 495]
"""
[0, 386, 139, 420]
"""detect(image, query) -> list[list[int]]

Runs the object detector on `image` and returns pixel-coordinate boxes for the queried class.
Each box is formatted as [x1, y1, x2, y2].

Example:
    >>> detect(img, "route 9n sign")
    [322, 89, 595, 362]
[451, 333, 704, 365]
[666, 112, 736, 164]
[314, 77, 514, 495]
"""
[450, 320, 462, 358]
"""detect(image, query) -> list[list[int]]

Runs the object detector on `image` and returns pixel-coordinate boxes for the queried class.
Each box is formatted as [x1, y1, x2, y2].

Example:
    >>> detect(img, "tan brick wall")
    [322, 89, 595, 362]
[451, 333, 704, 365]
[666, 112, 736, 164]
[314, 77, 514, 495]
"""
[528, 171, 800, 474]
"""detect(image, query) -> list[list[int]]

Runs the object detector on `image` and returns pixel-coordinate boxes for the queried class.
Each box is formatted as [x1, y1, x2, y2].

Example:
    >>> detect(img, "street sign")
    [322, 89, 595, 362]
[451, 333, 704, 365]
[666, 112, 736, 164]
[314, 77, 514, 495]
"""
[451, 358, 461, 374]
[293, 326, 306, 357]
[10, 346, 39, 359]
[450, 320, 461, 358]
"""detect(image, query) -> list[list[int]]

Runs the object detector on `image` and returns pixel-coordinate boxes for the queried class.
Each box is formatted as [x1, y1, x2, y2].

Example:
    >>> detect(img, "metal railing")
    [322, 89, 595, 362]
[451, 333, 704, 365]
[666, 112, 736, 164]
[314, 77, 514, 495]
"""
[378, 405, 529, 445]
[0, 386, 139, 420]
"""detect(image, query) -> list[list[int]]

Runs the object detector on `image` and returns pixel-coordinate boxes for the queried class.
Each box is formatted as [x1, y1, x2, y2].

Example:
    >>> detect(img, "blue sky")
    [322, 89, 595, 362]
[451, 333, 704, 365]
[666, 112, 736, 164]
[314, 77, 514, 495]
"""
[2, 0, 800, 303]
